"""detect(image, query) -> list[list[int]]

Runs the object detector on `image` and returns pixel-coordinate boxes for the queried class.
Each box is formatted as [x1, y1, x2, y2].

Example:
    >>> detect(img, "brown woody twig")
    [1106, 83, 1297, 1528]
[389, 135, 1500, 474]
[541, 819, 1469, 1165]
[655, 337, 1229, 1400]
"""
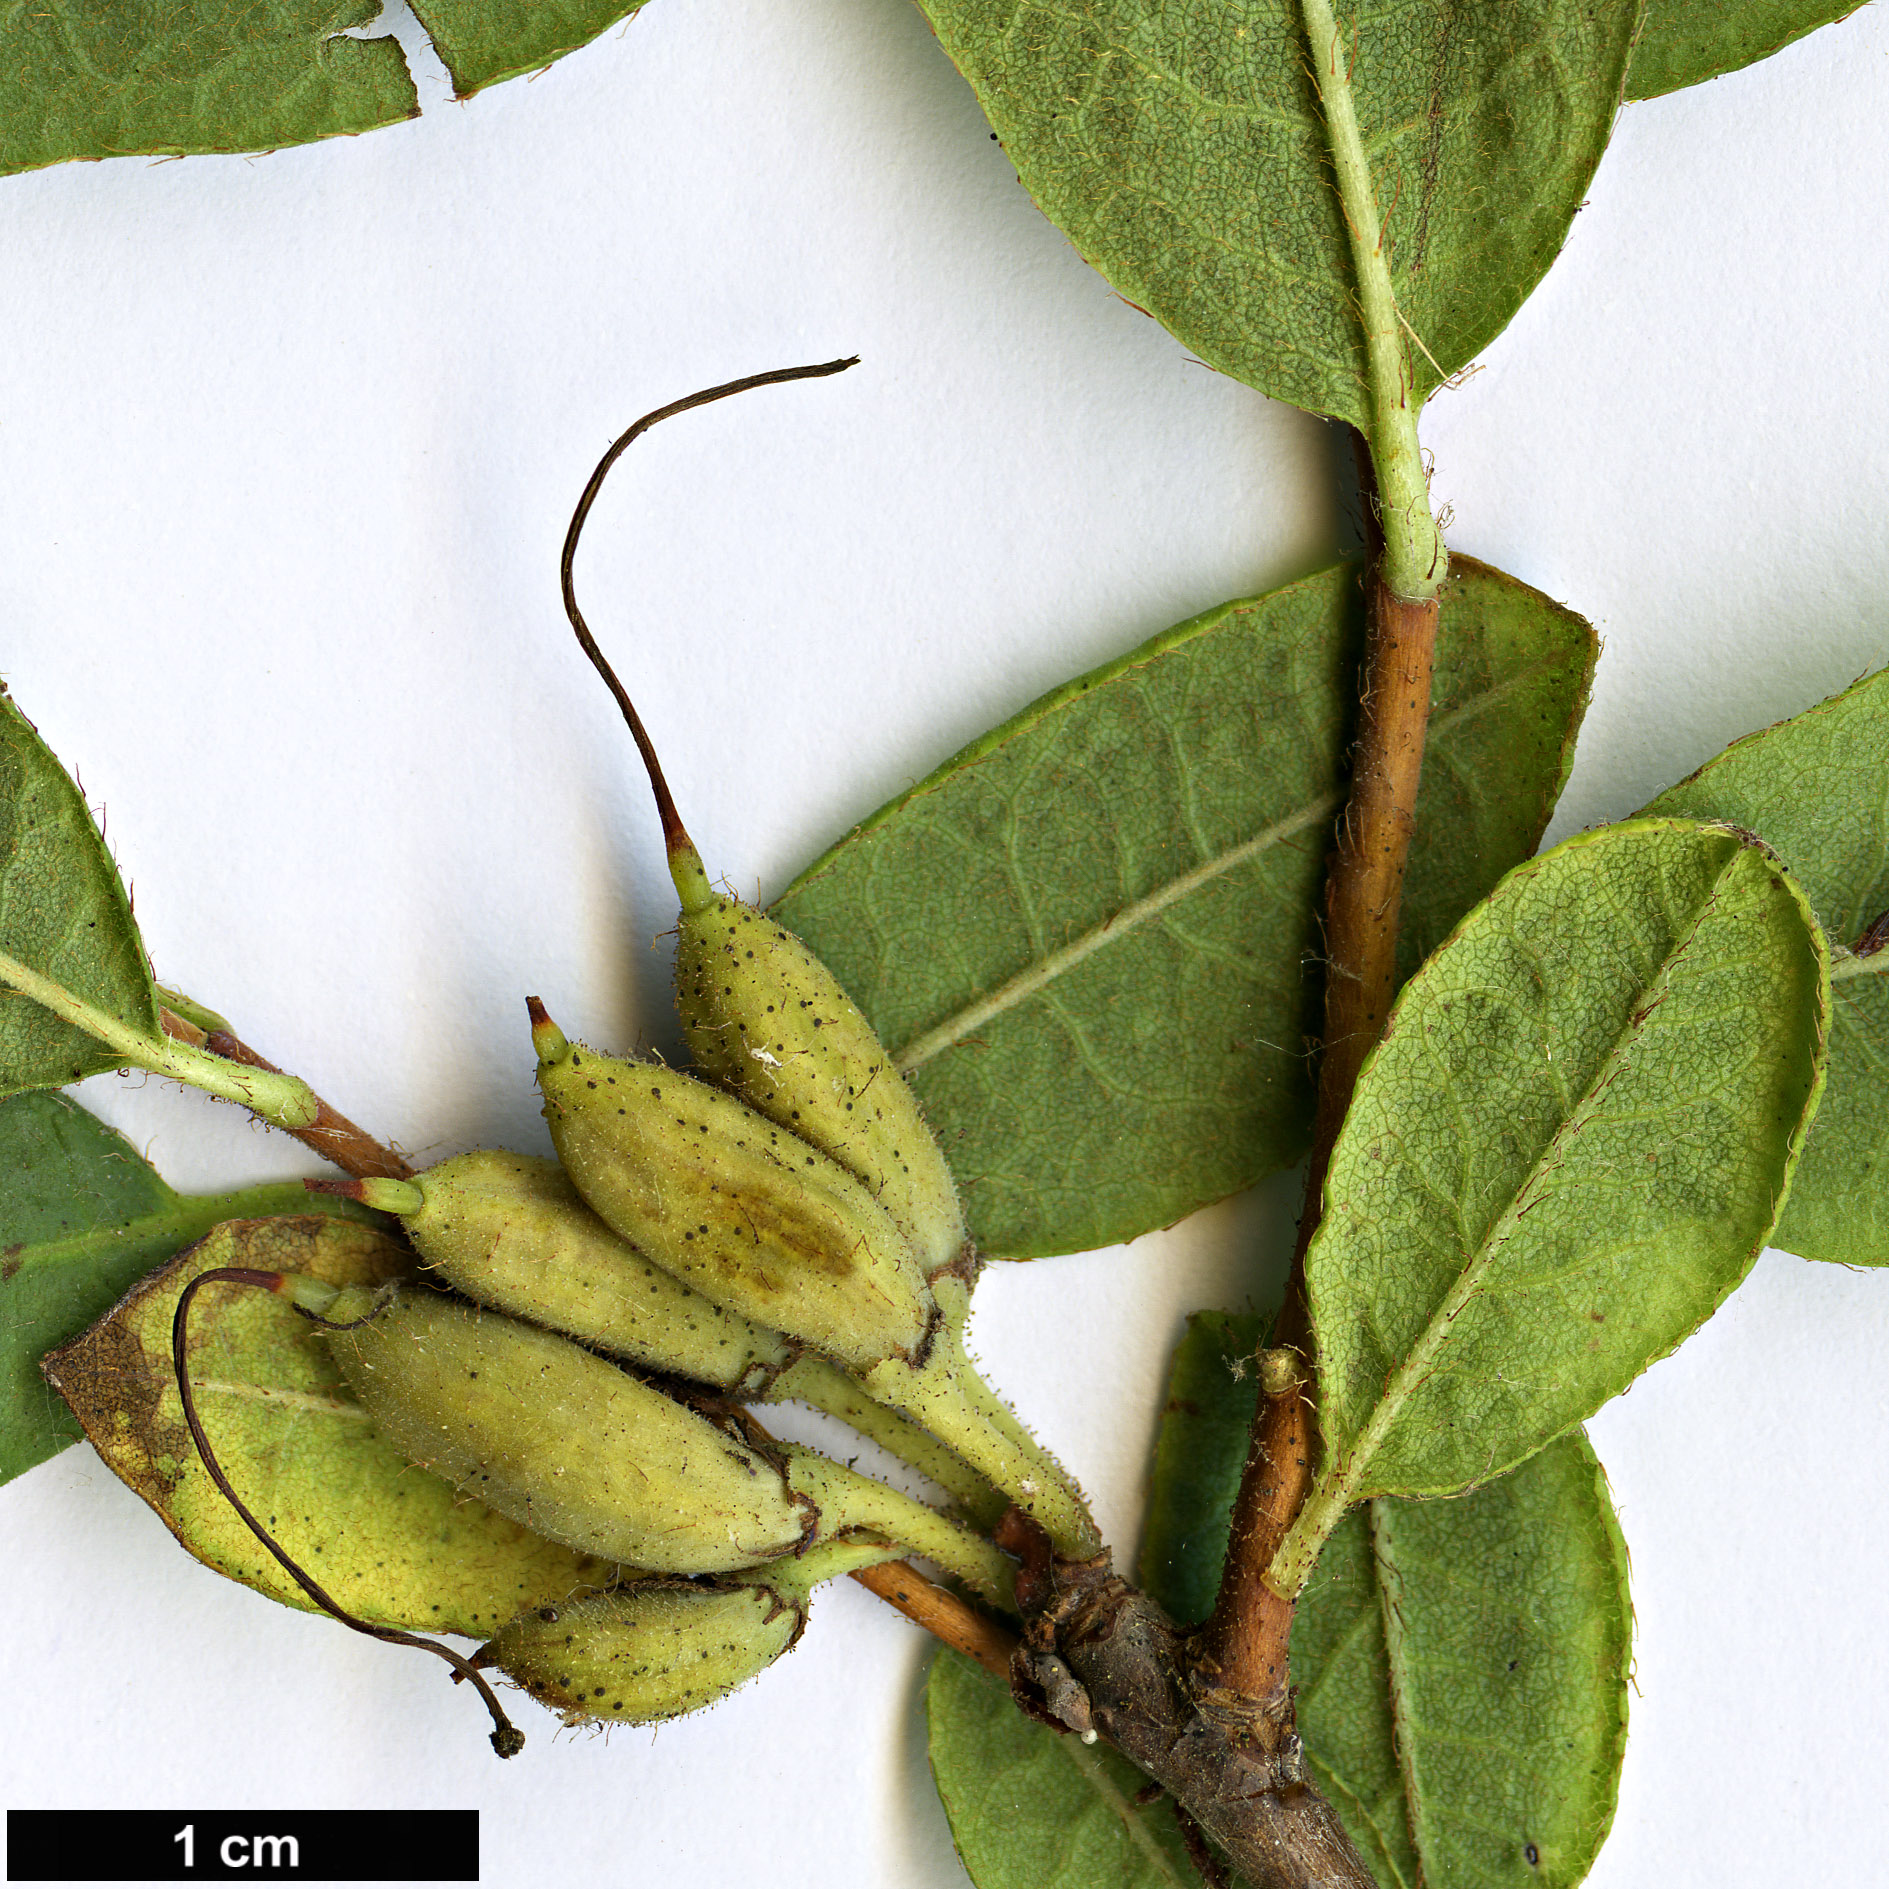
[1196, 543, 1441, 1699]
[159, 1007, 414, 1181]
[849, 1560, 1018, 1681]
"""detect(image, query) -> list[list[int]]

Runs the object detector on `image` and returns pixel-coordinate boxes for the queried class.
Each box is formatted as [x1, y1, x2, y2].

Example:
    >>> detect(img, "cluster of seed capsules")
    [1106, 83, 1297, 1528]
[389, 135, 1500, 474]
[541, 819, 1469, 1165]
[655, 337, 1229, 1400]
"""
[269, 823, 1098, 1745]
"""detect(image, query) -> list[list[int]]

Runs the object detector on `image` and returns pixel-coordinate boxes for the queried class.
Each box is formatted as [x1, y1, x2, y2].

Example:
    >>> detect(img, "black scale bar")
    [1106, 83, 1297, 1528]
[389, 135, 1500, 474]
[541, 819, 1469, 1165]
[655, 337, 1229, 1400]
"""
[6, 1811, 477, 1882]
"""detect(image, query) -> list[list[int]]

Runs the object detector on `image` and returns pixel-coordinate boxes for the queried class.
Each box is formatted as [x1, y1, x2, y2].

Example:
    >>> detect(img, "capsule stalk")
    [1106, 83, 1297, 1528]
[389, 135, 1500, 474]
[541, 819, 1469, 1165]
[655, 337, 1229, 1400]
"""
[860, 1332, 1100, 1560]
[784, 1449, 1015, 1609]
[764, 1357, 1003, 1526]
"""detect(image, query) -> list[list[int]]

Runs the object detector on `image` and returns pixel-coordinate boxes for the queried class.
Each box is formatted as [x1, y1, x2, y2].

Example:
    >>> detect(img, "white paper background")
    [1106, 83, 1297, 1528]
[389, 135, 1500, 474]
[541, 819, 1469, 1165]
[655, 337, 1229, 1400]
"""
[1, 4, 1886, 1885]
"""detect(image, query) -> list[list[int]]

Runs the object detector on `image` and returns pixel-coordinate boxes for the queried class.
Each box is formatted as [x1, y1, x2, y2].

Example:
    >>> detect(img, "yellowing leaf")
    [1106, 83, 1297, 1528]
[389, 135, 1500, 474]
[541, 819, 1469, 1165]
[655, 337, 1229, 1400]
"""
[0, 1092, 379, 1487]
[43, 1216, 617, 1636]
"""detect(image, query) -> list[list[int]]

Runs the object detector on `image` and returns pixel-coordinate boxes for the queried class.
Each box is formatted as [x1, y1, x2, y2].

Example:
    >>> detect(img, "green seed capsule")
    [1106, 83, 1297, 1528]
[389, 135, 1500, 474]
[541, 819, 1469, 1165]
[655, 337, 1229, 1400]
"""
[321, 1285, 811, 1574]
[318, 1282, 1016, 1600]
[550, 394, 1087, 1553]
[477, 1537, 900, 1728]
[531, 1005, 933, 1372]
[358, 1151, 795, 1394]
[669, 856, 969, 1283]
[482, 1584, 799, 1727]
[353, 1159, 999, 1518]
[561, 471, 970, 1291]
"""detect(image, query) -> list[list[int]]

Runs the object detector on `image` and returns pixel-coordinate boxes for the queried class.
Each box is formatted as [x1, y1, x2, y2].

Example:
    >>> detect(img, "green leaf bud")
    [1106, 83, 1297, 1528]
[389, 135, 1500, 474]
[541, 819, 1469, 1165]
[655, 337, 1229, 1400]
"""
[530, 1002, 934, 1372]
[320, 1285, 812, 1574]
[365, 1150, 796, 1394]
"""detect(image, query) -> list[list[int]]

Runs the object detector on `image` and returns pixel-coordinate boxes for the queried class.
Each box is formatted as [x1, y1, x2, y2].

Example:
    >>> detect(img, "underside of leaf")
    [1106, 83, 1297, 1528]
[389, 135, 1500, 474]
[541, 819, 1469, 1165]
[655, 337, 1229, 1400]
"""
[1290, 819, 1827, 1562]
[1628, 0, 1864, 100]
[0, 0, 415, 177]
[406, 0, 650, 100]
[1294, 1438, 1631, 1888]
[777, 556, 1595, 1258]
[1645, 664, 1889, 1263]
[914, 0, 1639, 424]
[0, 692, 160, 1095]
[1142, 1313, 1632, 1887]
[927, 1648, 1210, 1889]
[0, 0, 652, 175]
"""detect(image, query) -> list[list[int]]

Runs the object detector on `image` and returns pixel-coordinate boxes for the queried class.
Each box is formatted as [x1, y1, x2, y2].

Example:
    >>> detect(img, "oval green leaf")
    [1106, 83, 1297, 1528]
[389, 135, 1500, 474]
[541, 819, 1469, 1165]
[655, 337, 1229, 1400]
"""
[1644, 665, 1889, 1263]
[0, 0, 416, 178]
[1628, 0, 1863, 101]
[928, 1647, 1211, 1889]
[0, 1091, 378, 1488]
[1296, 1447, 1630, 1889]
[0, 691, 159, 1094]
[1143, 1314, 1631, 1889]
[914, 0, 1638, 425]
[42, 1215, 618, 1635]
[777, 556, 1595, 1258]
[1284, 820, 1825, 1579]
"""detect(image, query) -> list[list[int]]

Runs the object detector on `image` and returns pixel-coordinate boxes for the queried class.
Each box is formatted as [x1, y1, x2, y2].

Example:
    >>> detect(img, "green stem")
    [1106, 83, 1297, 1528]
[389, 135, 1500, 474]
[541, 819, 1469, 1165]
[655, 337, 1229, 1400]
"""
[0, 950, 319, 1127]
[765, 1357, 1004, 1524]
[189, 1180, 389, 1229]
[752, 1536, 911, 1608]
[154, 984, 233, 1036]
[862, 1334, 1101, 1559]
[1301, 0, 1447, 601]
[785, 1449, 1016, 1609]
[955, 1360, 1080, 1530]
[1830, 949, 1889, 982]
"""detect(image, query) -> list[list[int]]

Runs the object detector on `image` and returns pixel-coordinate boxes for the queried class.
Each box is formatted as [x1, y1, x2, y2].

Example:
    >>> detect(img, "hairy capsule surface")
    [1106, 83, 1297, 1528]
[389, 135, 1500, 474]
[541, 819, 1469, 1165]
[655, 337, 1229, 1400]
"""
[670, 856, 970, 1283]
[316, 1280, 1016, 1598]
[481, 1584, 799, 1727]
[320, 1285, 811, 1573]
[532, 1006, 934, 1371]
[362, 1151, 795, 1393]
[476, 1535, 902, 1729]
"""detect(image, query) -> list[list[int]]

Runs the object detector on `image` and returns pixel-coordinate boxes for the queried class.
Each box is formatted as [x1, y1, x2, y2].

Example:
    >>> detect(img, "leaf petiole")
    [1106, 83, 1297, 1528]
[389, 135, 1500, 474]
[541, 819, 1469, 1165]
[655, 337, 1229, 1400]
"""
[1300, 0, 1447, 601]
[0, 948, 319, 1127]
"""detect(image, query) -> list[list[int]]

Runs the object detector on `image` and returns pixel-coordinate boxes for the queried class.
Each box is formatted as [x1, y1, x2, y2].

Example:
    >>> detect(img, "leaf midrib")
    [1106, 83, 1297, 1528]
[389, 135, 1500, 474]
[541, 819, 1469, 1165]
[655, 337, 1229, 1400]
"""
[1054, 1735, 1191, 1887]
[1831, 948, 1889, 983]
[186, 1378, 368, 1423]
[1370, 1497, 1430, 1880]
[894, 674, 1541, 1072]
[6, 1182, 365, 1279]
[895, 793, 1336, 1072]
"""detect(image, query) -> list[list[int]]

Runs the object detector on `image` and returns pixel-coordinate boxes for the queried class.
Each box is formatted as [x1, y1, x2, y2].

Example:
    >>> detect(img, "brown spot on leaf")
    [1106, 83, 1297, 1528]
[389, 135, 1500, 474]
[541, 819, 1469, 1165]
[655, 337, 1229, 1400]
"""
[43, 1303, 192, 1500]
